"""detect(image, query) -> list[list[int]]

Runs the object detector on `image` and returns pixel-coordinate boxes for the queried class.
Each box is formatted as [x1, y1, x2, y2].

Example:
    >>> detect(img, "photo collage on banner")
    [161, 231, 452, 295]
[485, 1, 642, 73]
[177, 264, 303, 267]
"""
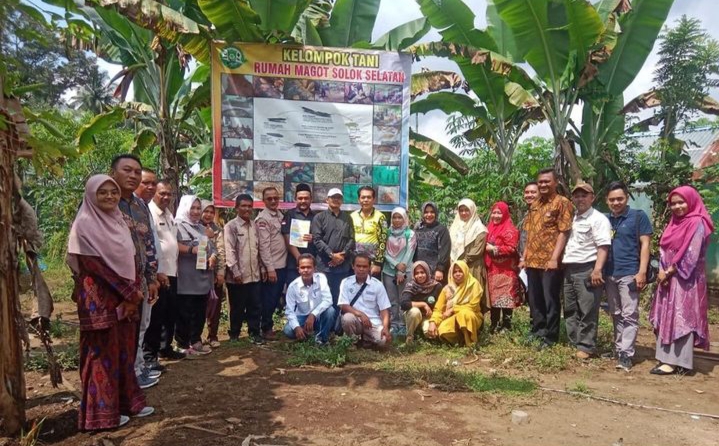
[211, 43, 411, 211]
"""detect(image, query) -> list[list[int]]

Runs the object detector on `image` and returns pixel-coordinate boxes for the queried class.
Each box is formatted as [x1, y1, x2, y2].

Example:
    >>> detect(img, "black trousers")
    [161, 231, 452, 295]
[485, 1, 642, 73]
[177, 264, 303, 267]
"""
[227, 281, 261, 338]
[143, 276, 178, 360]
[526, 267, 563, 344]
[261, 268, 287, 333]
[175, 294, 208, 349]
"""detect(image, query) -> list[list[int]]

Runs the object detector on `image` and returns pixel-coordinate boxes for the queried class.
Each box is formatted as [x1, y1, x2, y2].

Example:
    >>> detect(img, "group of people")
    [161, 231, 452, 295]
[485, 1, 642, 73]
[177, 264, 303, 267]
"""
[66, 155, 714, 432]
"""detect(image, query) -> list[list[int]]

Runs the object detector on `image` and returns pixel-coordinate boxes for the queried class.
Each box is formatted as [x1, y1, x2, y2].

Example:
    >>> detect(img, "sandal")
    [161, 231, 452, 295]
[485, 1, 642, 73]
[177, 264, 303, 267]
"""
[650, 363, 677, 375]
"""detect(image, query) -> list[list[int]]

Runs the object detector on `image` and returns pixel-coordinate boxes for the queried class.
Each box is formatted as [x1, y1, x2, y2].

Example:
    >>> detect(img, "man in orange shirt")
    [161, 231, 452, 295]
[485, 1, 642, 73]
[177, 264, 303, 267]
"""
[520, 168, 573, 349]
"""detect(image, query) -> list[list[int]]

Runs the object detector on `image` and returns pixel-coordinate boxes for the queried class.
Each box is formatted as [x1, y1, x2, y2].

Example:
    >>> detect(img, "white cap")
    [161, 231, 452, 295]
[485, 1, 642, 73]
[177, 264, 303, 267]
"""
[327, 188, 343, 197]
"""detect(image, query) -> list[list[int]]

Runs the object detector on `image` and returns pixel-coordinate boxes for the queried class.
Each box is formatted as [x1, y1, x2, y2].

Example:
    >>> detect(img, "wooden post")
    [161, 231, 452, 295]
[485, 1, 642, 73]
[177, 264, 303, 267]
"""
[0, 74, 27, 435]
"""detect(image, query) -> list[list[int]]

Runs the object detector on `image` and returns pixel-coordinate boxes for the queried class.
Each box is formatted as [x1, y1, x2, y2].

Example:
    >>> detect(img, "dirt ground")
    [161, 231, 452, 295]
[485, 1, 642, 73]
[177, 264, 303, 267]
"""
[11, 301, 719, 446]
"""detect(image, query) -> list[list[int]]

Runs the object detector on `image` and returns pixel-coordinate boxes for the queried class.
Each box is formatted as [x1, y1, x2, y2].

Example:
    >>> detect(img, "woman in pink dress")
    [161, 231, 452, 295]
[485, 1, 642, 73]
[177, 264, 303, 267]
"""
[650, 186, 714, 375]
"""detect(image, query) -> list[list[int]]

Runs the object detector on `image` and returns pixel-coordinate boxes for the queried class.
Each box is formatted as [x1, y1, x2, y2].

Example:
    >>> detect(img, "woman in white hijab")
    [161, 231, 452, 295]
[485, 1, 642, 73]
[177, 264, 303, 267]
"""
[449, 198, 489, 313]
[175, 195, 217, 357]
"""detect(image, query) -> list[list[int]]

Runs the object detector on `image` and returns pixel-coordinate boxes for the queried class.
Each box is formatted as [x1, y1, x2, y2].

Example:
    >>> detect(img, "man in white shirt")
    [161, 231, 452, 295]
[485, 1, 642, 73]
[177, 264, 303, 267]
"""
[339, 253, 392, 348]
[146, 180, 185, 361]
[282, 254, 336, 345]
[562, 182, 612, 359]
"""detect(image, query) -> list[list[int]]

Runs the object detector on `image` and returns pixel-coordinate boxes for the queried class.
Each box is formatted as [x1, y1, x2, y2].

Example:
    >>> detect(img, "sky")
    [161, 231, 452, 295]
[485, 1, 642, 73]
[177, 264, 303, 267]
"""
[91, 0, 718, 150]
[369, 0, 719, 148]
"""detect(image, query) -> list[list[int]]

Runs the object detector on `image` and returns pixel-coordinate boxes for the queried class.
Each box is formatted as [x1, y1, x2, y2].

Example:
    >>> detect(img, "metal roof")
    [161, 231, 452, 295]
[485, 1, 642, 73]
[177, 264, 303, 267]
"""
[624, 126, 719, 167]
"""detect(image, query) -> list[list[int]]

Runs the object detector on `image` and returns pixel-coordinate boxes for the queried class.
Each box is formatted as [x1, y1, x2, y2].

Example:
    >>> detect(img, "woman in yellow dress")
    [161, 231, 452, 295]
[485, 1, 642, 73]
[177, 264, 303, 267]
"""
[427, 260, 483, 346]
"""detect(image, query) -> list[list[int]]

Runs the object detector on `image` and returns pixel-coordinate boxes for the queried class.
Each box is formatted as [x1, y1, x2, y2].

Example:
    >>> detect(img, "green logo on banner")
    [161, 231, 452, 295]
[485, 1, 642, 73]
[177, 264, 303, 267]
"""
[220, 47, 245, 69]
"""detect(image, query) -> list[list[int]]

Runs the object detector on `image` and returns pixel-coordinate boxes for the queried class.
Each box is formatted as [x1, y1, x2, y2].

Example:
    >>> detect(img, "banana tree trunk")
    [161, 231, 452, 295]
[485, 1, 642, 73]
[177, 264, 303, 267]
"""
[557, 136, 583, 185]
[0, 74, 27, 435]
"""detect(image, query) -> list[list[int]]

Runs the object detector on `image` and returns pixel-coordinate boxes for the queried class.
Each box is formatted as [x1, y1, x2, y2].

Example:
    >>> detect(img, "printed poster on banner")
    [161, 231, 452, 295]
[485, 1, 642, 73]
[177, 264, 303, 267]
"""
[210, 42, 411, 211]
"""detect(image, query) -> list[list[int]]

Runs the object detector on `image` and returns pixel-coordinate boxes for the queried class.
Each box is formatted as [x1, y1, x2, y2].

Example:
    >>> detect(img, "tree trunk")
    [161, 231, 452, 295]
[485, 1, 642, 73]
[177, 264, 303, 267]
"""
[557, 136, 583, 185]
[0, 74, 27, 435]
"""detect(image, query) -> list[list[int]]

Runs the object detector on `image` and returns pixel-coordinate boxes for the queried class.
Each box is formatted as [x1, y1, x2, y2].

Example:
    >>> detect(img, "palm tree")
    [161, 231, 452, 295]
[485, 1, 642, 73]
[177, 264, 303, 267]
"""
[69, 65, 115, 114]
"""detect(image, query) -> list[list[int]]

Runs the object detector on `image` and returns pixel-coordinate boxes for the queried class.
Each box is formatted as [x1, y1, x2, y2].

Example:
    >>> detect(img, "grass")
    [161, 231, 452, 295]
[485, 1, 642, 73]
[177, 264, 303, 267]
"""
[376, 362, 536, 395]
[25, 343, 80, 372]
[275, 335, 358, 368]
[567, 380, 592, 396]
[48, 315, 79, 339]
[41, 261, 75, 302]
[475, 308, 574, 373]
[708, 307, 719, 325]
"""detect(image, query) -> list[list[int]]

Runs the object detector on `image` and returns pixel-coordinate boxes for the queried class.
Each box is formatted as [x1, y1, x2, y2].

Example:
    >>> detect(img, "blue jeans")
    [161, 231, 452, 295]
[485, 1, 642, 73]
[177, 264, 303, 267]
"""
[282, 307, 337, 343]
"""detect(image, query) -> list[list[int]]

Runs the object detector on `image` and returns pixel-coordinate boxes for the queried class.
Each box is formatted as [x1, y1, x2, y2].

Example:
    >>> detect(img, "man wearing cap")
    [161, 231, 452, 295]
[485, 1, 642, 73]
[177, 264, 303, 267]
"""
[350, 186, 387, 278]
[282, 183, 316, 286]
[562, 182, 611, 359]
[310, 187, 355, 308]
[520, 167, 573, 349]
[256, 186, 288, 340]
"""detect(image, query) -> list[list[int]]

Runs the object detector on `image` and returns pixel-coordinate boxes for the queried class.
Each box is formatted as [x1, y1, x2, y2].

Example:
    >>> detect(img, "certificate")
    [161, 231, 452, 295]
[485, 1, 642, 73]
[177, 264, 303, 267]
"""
[289, 219, 311, 248]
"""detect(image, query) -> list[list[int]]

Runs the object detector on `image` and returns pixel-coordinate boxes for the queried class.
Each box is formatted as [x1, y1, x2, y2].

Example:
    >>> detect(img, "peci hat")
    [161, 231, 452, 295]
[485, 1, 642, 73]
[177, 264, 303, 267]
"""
[571, 182, 595, 194]
[327, 187, 343, 198]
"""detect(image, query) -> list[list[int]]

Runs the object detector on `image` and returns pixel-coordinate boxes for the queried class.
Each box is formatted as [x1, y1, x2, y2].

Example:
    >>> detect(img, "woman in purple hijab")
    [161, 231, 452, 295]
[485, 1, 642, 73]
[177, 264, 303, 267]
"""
[649, 185, 714, 375]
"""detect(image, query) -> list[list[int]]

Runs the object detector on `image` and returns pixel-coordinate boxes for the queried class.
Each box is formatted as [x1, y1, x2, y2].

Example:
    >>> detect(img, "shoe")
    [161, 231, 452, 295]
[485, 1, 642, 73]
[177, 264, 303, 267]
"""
[179, 347, 205, 360]
[650, 363, 679, 375]
[209, 339, 221, 348]
[146, 361, 166, 372]
[191, 342, 212, 354]
[159, 349, 186, 360]
[615, 353, 632, 371]
[601, 350, 616, 360]
[137, 374, 159, 390]
[262, 330, 276, 341]
[119, 415, 130, 427]
[251, 335, 266, 345]
[132, 406, 155, 418]
[315, 338, 329, 347]
[140, 367, 162, 380]
[228, 337, 240, 344]
[575, 350, 591, 360]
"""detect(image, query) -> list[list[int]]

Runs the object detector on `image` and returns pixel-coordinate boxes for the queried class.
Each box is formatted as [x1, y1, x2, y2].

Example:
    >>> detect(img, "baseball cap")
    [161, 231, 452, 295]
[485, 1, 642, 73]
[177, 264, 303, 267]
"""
[572, 182, 594, 194]
[327, 188, 343, 197]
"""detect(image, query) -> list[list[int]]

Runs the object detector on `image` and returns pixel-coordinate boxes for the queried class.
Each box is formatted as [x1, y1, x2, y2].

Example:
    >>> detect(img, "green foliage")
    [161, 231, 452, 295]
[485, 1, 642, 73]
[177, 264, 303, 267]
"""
[280, 335, 356, 368]
[25, 343, 79, 372]
[409, 137, 554, 224]
[653, 15, 719, 138]
[1, 2, 100, 107]
[20, 113, 148, 263]
[567, 380, 592, 396]
[377, 362, 536, 395]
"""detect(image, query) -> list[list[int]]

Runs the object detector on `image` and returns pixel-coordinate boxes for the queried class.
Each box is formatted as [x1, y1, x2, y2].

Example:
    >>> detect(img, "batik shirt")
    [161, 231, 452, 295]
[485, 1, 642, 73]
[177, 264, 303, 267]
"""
[118, 195, 158, 285]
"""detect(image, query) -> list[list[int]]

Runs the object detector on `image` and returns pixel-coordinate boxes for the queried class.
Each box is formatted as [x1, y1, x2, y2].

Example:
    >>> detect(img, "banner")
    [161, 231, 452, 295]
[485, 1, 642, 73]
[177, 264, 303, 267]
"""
[211, 42, 411, 211]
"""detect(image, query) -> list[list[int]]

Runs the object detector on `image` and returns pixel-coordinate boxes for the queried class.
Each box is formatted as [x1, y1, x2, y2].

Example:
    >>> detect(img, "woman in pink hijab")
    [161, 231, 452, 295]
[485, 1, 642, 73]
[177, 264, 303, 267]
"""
[649, 185, 714, 375]
[67, 174, 153, 430]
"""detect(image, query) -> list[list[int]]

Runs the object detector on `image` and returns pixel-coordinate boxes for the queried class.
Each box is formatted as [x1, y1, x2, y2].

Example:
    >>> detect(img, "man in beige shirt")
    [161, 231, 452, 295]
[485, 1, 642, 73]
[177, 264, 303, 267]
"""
[256, 186, 288, 340]
[224, 194, 264, 345]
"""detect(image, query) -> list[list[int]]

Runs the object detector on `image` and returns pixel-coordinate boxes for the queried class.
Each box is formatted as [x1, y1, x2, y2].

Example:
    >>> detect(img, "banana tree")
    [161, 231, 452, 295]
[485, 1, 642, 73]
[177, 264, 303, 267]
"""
[489, 0, 610, 183]
[406, 0, 539, 175]
[575, 0, 674, 189]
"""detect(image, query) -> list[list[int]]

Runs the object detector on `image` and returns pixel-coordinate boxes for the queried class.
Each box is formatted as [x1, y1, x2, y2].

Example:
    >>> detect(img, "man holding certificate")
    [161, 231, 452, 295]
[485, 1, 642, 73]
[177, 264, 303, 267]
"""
[282, 183, 317, 286]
